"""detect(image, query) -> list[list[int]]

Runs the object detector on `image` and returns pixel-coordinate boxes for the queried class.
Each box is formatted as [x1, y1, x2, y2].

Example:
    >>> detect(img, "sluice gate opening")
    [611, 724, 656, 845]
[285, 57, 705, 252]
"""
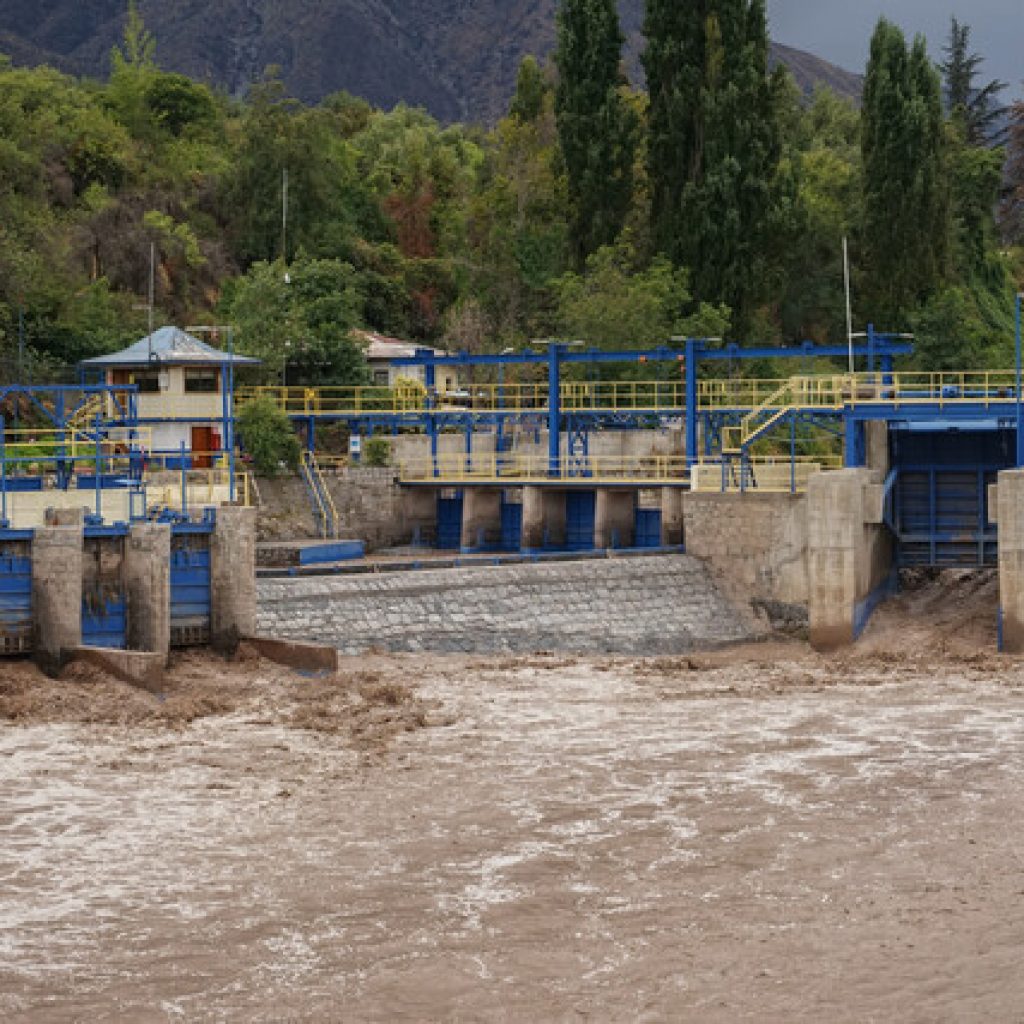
[170, 525, 213, 647]
[890, 428, 1012, 569]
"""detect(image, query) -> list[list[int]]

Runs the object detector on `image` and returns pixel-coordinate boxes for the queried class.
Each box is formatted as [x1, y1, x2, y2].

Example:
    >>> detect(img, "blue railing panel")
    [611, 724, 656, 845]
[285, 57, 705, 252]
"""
[0, 548, 32, 654]
[436, 494, 464, 550]
[634, 509, 663, 549]
[81, 596, 127, 650]
[566, 491, 596, 552]
[170, 533, 212, 647]
[500, 501, 523, 552]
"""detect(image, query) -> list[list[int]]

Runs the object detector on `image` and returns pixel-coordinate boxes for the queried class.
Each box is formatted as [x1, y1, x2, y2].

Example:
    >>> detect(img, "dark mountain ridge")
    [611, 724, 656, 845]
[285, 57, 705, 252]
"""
[0, 1, 863, 122]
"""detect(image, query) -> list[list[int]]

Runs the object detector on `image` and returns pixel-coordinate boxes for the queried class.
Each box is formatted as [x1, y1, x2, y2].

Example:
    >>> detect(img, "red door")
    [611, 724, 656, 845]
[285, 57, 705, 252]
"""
[191, 426, 214, 468]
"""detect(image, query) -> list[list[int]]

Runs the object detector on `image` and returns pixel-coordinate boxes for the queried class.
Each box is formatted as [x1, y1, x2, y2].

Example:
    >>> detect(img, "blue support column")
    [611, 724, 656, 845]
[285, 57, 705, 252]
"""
[790, 414, 797, 494]
[1016, 293, 1023, 466]
[55, 390, 67, 489]
[685, 339, 699, 469]
[423, 351, 439, 477]
[1, 415, 7, 528]
[881, 353, 894, 386]
[548, 344, 561, 476]
[307, 416, 316, 454]
[227, 329, 236, 503]
[496, 363, 506, 459]
[844, 418, 865, 468]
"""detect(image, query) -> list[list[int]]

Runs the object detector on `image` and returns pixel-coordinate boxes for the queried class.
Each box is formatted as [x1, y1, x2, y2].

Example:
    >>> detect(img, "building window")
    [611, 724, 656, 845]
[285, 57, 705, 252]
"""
[184, 369, 219, 394]
[373, 369, 390, 386]
[132, 372, 161, 393]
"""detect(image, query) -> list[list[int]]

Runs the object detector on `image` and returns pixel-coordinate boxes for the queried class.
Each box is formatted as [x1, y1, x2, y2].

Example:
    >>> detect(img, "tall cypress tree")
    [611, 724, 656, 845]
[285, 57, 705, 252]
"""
[939, 17, 1007, 146]
[555, 0, 637, 268]
[642, 0, 784, 328]
[1000, 100, 1024, 244]
[862, 20, 949, 320]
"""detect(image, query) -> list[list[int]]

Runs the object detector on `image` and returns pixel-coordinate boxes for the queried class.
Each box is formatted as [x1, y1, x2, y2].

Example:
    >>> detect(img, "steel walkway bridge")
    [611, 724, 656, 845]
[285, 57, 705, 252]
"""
[236, 332, 914, 474]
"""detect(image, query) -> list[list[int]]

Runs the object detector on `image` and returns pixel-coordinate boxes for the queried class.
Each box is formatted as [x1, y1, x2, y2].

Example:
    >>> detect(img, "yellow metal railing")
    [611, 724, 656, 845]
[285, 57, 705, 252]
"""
[237, 381, 691, 416]
[690, 455, 843, 494]
[143, 451, 254, 510]
[0, 425, 154, 473]
[301, 450, 339, 538]
[239, 370, 1024, 422]
[397, 454, 689, 484]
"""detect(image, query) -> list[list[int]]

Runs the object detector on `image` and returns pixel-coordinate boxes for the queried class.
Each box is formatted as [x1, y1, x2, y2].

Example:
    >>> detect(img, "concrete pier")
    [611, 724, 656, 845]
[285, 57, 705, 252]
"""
[997, 470, 1024, 653]
[595, 489, 635, 550]
[523, 487, 566, 551]
[211, 506, 258, 652]
[126, 523, 171, 661]
[401, 488, 437, 546]
[461, 487, 502, 552]
[32, 526, 84, 674]
[661, 489, 684, 547]
[807, 469, 893, 651]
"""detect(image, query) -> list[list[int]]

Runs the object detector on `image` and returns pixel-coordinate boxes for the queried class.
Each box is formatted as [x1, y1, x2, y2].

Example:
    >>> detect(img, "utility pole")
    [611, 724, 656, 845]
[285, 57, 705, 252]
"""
[148, 241, 155, 353]
[843, 236, 854, 375]
[281, 168, 289, 266]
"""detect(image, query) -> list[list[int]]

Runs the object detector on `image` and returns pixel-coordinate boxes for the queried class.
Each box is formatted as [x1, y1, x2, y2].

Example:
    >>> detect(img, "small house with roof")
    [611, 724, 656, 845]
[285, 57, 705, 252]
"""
[354, 330, 462, 395]
[80, 326, 260, 467]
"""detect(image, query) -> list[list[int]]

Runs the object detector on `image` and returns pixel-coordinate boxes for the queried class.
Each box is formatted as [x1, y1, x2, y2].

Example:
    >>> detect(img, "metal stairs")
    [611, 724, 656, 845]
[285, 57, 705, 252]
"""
[721, 376, 845, 456]
[300, 451, 339, 539]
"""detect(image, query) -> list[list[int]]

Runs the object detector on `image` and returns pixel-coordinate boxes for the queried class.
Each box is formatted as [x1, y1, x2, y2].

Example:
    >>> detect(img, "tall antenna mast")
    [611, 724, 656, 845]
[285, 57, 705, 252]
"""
[282, 168, 289, 264]
[843, 236, 854, 375]
[147, 241, 156, 362]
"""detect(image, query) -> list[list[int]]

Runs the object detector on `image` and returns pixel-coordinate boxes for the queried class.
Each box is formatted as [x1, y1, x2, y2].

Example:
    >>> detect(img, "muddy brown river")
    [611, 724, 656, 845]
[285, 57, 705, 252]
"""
[2, 611, 1024, 1022]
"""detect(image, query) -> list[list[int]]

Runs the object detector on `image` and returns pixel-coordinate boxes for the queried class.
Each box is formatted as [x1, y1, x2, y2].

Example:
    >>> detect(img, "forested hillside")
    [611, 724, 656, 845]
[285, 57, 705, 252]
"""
[0, 2, 1020, 386]
[0, 0, 863, 122]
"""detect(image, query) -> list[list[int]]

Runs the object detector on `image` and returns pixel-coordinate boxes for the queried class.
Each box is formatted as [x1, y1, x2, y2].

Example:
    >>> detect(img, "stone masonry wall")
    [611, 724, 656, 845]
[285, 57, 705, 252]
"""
[324, 467, 406, 550]
[257, 469, 406, 550]
[683, 493, 809, 612]
[256, 475, 317, 541]
[257, 554, 754, 656]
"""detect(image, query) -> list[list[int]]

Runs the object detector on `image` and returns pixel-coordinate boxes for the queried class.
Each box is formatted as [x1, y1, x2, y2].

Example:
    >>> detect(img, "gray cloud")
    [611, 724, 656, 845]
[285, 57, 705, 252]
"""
[768, 0, 1022, 97]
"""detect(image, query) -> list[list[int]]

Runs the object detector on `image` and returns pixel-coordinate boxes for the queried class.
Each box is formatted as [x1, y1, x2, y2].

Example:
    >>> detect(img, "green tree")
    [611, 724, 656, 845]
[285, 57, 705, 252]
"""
[223, 77, 367, 265]
[939, 18, 1007, 146]
[222, 257, 370, 386]
[1001, 100, 1024, 245]
[510, 57, 546, 123]
[236, 396, 301, 476]
[861, 20, 948, 321]
[776, 88, 864, 342]
[555, 0, 638, 267]
[642, 0, 786, 330]
[554, 235, 730, 350]
[467, 79, 569, 344]
[107, 0, 158, 139]
[911, 284, 1013, 371]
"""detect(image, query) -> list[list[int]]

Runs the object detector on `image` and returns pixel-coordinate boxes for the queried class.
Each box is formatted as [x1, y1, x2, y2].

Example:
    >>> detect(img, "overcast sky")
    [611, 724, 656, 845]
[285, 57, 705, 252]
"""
[768, 0, 1022, 97]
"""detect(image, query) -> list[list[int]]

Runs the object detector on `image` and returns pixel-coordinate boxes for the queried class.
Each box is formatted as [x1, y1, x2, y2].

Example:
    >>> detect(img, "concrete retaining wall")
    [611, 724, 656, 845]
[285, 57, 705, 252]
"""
[257, 554, 755, 656]
[682, 493, 809, 608]
[390, 428, 682, 467]
[257, 469, 407, 550]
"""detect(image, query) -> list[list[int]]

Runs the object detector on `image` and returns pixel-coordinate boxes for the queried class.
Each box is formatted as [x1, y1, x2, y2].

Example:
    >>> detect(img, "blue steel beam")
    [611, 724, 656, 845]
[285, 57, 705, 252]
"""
[391, 338, 913, 369]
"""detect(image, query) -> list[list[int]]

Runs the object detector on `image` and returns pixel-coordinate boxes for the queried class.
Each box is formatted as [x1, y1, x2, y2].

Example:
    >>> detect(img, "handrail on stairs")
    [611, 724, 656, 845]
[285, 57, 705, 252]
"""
[300, 451, 339, 539]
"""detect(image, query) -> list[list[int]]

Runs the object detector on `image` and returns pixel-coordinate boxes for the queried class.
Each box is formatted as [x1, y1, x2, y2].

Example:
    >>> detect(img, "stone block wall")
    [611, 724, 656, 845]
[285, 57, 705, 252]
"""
[256, 468, 409, 550]
[257, 554, 755, 656]
[325, 468, 407, 550]
[682, 493, 809, 609]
